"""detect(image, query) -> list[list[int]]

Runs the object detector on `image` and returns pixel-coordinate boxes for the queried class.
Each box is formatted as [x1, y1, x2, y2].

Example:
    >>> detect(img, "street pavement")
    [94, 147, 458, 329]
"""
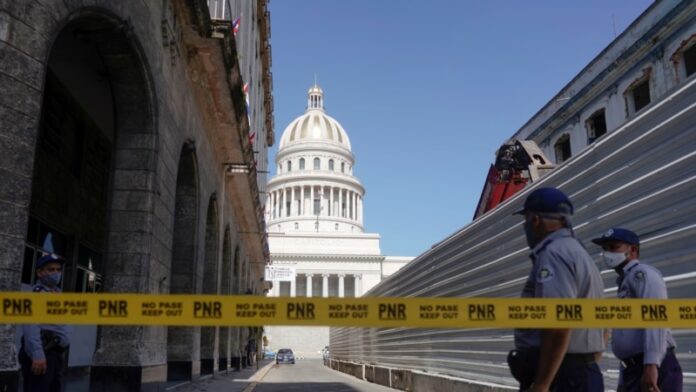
[169, 360, 274, 392]
[253, 359, 397, 392]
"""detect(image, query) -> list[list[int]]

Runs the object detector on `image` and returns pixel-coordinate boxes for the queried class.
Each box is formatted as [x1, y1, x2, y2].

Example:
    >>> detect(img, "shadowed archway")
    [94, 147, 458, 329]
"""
[167, 143, 200, 381]
[200, 195, 219, 375]
[218, 226, 232, 370]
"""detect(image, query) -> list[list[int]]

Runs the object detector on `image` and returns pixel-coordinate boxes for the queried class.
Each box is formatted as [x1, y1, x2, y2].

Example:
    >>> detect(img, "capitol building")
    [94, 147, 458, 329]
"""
[264, 85, 412, 356]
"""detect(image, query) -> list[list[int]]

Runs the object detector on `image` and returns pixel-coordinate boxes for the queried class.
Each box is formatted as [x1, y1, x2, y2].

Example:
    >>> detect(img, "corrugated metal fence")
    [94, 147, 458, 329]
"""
[330, 74, 696, 390]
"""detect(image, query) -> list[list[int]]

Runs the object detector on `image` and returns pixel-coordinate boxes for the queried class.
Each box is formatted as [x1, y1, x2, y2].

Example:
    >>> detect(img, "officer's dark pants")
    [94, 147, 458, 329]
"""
[508, 349, 604, 391]
[619, 351, 682, 392]
[18, 348, 63, 392]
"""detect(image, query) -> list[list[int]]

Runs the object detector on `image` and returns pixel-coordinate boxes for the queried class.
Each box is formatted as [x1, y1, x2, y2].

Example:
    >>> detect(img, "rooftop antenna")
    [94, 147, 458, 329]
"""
[314, 73, 318, 87]
[612, 14, 617, 38]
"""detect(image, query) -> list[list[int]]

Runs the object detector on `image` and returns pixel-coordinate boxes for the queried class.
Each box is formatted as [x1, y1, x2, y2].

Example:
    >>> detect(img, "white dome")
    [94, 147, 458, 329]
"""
[278, 85, 352, 150]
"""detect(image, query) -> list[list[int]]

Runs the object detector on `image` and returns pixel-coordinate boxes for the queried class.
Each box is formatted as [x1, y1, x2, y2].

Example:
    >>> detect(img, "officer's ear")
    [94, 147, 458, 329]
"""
[632, 244, 640, 258]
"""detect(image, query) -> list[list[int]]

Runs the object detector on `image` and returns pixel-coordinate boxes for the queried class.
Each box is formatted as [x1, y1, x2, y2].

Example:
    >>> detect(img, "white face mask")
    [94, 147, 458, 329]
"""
[602, 251, 628, 269]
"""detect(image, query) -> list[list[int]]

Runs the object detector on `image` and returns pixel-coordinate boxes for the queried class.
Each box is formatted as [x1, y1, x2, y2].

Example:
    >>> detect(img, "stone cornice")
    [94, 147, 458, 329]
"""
[271, 253, 385, 262]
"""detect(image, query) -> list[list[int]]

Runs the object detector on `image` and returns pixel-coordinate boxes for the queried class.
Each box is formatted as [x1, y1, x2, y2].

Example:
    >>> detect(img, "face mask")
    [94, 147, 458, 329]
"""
[602, 251, 627, 269]
[524, 219, 540, 249]
[40, 272, 62, 287]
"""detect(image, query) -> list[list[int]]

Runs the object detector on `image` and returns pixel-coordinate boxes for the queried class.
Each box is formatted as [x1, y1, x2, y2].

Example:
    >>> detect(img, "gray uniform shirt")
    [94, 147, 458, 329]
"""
[22, 283, 70, 361]
[611, 260, 676, 365]
[514, 228, 605, 353]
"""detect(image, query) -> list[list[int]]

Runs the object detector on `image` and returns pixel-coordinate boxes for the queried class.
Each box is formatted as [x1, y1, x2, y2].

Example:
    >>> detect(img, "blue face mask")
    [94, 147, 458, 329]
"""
[40, 272, 62, 287]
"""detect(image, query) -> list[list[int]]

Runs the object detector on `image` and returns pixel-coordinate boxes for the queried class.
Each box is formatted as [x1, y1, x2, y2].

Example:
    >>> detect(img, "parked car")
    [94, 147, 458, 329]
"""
[263, 349, 276, 359]
[275, 348, 295, 364]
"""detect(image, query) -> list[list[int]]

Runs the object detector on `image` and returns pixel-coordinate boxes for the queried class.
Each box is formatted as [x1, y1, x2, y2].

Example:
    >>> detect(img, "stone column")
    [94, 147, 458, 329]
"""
[347, 191, 352, 220]
[306, 274, 313, 297]
[339, 189, 343, 218]
[284, 188, 289, 217]
[329, 186, 334, 217]
[322, 274, 329, 297]
[275, 191, 279, 219]
[310, 186, 315, 215]
[290, 275, 296, 297]
[291, 186, 296, 217]
[354, 274, 362, 297]
[348, 192, 355, 220]
[300, 186, 305, 216]
[338, 274, 345, 298]
[318, 185, 323, 216]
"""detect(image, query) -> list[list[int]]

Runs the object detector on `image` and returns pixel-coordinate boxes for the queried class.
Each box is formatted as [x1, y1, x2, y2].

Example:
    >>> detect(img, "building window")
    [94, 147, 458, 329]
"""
[631, 80, 651, 112]
[286, 160, 292, 172]
[341, 162, 345, 173]
[22, 218, 68, 285]
[624, 70, 651, 116]
[294, 222, 299, 230]
[299, 158, 305, 170]
[684, 44, 696, 78]
[75, 245, 103, 293]
[335, 223, 339, 231]
[329, 159, 334, 171]
[313, 158, 320, 170]
[586, 109, 607, 144]
[554, 134, 571, 163]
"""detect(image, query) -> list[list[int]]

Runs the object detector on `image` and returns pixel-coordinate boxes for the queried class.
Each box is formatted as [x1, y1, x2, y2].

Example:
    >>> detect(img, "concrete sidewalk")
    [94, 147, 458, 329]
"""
[167, 360, 274, 392]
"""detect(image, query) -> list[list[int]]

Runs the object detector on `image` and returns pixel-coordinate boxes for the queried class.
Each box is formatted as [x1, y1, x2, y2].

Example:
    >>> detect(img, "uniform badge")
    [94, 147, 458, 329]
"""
[634, 271, 645, 281]
[603, 229, 614, 238]
[537, 267, 554, 282]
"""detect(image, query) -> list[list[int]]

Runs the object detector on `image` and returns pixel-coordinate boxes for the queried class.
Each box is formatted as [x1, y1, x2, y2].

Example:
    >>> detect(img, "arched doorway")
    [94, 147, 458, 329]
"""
[231, 246, 243, 369]
[167, 144, 200, 381]
[218, 227, 232, 371]
[22, 12, 158, 389]
[200, 195, 219, 375]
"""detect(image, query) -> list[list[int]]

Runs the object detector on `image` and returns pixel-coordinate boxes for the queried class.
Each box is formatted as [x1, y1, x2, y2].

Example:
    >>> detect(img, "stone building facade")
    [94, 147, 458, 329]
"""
[0, 0, 273, 391]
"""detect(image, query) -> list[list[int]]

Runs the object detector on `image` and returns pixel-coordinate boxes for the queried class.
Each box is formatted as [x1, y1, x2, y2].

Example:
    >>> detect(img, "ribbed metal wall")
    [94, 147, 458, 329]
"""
[330, 75, 696, 390]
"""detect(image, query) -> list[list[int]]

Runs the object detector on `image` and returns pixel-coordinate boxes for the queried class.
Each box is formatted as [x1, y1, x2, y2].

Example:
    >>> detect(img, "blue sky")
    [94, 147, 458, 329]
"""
[267, 0, 653, 257]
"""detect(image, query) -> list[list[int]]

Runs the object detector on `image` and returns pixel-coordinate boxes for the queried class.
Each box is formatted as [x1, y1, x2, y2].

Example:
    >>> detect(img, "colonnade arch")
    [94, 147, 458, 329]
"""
[200, 195, 219, 375]
[166, 144, 199, 381]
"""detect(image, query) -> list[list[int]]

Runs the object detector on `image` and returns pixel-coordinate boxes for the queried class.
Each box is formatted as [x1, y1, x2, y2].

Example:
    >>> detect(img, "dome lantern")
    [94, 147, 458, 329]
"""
[307, 84, 324, 111]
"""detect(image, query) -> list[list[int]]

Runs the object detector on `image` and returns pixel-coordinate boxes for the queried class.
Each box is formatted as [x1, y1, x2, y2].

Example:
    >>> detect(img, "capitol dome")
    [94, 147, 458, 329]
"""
[278, 85, 352, 150]
[266, 84, 365, 234]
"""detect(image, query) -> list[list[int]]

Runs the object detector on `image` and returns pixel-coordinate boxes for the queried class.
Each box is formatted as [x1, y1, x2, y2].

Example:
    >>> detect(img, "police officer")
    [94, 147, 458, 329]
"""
[508, 187, 605, 392]
[19, 253, 70, 392]
[591, 228, 682, 392]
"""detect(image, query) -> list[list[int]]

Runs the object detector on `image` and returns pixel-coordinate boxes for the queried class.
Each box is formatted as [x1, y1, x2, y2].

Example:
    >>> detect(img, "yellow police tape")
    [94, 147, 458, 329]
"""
[1, 292, 695, 328]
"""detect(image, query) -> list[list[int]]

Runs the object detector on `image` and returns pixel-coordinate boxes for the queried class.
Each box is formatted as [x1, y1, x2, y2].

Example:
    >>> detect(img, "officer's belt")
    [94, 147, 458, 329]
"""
[561, 352, 597, 367]
[620, 347, 675, 368]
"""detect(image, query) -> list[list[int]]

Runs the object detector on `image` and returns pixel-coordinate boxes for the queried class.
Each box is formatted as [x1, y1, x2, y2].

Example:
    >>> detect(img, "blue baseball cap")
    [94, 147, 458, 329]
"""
[36, 253, 65, 269]
[591, 228, 640, 246]
[514, 187, 574, 215]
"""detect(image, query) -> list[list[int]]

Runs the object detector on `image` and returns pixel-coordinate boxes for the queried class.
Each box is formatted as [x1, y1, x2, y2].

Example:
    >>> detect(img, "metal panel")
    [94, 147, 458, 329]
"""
[330, 76, 696, 390]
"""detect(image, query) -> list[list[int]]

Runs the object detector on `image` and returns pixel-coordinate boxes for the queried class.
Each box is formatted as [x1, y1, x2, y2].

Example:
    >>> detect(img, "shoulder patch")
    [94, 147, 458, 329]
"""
[537, 266, 554, 282]
[634, 270, 645, 281]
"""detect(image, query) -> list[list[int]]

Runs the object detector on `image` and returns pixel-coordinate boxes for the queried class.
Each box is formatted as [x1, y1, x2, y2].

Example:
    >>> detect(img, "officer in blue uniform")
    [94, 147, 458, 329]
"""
[592, 228, 682, 392]
[19, 253, 70, 392]
[508, 187, 605, 392]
